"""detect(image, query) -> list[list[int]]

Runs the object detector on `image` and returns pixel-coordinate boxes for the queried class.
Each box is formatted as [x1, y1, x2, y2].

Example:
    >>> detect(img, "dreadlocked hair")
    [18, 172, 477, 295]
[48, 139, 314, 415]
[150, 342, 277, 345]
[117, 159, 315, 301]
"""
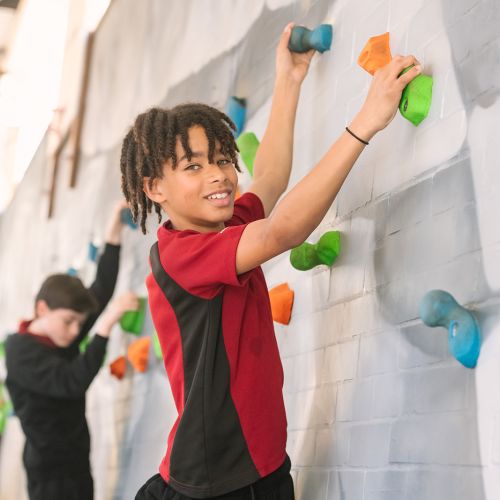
[120, 103, 241, 234]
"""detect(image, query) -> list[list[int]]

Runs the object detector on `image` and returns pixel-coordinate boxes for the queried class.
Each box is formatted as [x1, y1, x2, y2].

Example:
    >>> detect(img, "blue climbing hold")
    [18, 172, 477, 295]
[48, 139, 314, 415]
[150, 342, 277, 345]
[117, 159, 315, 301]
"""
[419, 290, 481, 369]
[120, 207, 138, 229]
[67, 267, 78, 277]
[226, 97, 247, 138]
[288, 24, 333, 54]
[88, 242, 98, 262]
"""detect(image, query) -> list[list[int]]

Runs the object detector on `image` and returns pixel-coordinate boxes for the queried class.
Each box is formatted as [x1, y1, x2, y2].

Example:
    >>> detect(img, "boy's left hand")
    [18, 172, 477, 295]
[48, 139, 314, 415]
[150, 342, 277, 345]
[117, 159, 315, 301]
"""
[275, 23, 315, 85]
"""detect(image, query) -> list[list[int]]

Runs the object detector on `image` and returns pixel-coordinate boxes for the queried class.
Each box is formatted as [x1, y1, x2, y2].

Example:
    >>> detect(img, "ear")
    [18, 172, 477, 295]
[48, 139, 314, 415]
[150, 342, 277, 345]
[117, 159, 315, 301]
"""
[35, 300, 50, 318]
[143, 177, 167, 205]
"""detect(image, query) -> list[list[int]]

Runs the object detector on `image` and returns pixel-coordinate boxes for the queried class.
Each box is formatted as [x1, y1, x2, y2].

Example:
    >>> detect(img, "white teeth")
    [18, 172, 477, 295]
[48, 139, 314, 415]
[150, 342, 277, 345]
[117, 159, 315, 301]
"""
[208, 192, 228, 200]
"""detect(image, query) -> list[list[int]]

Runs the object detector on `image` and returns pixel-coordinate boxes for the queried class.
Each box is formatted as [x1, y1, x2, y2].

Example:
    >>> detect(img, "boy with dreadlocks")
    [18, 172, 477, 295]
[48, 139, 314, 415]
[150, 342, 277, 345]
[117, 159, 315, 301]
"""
[121, 23, 421, 500]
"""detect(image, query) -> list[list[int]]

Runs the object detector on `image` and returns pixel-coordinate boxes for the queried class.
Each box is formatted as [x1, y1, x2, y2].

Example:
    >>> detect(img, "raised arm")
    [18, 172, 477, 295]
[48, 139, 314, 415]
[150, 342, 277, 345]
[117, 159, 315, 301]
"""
[237, 56, 422, 274]
[247, 23, 314, 216]
[74, 200, 127, 346]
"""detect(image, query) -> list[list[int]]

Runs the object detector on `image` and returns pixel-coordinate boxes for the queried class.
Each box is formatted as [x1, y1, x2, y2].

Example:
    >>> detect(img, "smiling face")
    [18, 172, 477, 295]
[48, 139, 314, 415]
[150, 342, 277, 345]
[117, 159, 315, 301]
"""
[144, 125, 239, 233]
[33, 300, 87, 348]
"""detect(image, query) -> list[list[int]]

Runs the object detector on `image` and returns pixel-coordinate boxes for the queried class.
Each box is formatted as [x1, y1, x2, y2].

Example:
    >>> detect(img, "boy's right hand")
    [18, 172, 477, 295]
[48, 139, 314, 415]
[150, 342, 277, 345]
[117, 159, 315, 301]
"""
[350, 55, 422, 141]
[96, 292, 139, 337]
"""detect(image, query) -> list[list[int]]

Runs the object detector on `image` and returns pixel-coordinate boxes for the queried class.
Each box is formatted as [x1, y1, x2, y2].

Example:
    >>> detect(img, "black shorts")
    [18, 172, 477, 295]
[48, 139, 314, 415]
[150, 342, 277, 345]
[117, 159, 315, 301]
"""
[135, 458, 294, 500]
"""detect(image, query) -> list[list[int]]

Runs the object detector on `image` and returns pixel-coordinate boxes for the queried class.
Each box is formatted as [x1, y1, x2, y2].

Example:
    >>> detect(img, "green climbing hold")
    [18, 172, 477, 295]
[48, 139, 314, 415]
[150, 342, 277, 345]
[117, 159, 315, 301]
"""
[290, 231, 341, 271]
[152, 331, 163, 360]
[0, 341, 5, 359]
[79, 336, 90, 354]
[236, 132, 259, 176]
[120, 297, 146, 335]
[399, 66, 433, 126]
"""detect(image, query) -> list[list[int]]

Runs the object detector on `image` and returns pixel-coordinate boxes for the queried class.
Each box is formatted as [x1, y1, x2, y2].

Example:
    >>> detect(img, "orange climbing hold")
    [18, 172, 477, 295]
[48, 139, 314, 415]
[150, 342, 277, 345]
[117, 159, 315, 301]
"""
[109, 356, 127, 380]
[127, 337, 151, 373]
[269, 283, 294, 325]
[358, 32, 392, 75]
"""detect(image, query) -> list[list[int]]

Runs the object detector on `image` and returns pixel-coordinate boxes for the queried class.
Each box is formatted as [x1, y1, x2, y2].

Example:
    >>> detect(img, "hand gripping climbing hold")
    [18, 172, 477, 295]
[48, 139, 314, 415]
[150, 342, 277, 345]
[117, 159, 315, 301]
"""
[357, 32, 392, 75]
[399, 66, 433, 126]
[120, 297, 146, 335]
[120, 207, 138, 229]
[290, 231, 341, 271]
[419, 290, 481, 369]
[109, 355, 127, 380]
[127, 337, 151, 373]
[226, 96, 246, 138]
[269, 283, 295, 325]
[288, 24, 333, 53]
[358, 33, 433, 126]
[236, 132, 259, 176]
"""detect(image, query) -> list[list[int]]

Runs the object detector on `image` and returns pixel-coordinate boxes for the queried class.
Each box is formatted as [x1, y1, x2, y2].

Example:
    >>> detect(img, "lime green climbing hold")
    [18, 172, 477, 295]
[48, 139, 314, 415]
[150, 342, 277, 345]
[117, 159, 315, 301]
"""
[0, 385, 12, 435]
[152, 331, 163, 360]
[236, 132, 259, 176]
[0, 341, 5, 359]
[290, 231, 341, 271]
[120, 297, 146, 335]
[79, 336, 90, 354]
[399, 66, 433, 126]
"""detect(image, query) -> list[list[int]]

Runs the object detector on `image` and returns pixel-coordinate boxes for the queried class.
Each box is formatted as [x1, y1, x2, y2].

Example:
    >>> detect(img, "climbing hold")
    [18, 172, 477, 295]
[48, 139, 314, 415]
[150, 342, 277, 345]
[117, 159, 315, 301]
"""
[399, 67, 433, 126]
[269, 283, 294, 325]
[235, 187, 242, 200]
[120, 207, 138, 229]
[88, 242, 98, 262]
[67, 267, 78, 277]
[288, 24, 333, 53]
[419, 290, 481, 369]
[226, 96, 247, 138]
[120, 297, 146, 335]
[152, 331, 163, 360]
[290, 231, 341, 271]
[0, 341, 4, 359]
[358, 32, 392, 75]
[79, 336, 90, 354]
[127, 337, 151, 373]
[0, 385, 12, 434]
[109, 355, 127, 380]
[236, 132, 259, 176]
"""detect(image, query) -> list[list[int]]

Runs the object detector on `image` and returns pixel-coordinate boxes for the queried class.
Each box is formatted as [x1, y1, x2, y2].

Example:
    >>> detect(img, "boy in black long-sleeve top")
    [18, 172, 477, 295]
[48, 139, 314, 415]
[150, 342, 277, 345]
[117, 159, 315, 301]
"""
[5, 201, 138, 500]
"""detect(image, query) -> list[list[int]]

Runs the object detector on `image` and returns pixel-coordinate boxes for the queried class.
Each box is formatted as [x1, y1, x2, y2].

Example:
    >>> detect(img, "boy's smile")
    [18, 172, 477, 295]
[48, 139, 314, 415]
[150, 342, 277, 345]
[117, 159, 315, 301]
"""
[145, 125, 238, 233]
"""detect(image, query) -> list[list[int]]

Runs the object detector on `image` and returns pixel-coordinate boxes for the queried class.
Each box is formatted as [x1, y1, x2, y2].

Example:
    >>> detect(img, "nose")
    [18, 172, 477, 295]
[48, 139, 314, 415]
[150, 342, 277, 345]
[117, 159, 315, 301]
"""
[207, 162, 228, 183]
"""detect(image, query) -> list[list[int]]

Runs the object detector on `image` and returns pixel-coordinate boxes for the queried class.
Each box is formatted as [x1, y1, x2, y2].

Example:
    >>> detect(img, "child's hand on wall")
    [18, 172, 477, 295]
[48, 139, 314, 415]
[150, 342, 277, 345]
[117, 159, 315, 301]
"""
[95, 291, 139, 338]
[275, 23, 315, 86]
[105, 199, 129, 245]
[350, 55, 422, 141]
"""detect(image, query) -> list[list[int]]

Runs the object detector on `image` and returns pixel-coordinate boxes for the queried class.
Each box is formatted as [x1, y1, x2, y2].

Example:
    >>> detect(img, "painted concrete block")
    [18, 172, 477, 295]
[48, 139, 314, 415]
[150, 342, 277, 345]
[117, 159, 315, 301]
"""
[323, 340, 359, 383]
[349, 423, 391, 467]
[327, 469, 365, 500]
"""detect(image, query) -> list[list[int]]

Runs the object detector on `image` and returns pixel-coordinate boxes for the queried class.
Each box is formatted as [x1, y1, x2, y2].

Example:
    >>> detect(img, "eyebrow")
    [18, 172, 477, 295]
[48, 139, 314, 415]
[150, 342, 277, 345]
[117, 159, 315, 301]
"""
[178, 149, 224, 164]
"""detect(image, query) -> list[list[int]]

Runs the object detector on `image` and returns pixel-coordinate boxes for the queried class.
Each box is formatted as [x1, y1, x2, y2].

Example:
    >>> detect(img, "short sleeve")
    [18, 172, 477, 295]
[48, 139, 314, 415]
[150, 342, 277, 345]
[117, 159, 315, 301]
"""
[227, 192, 265, 226]
[157, 224, 251, 299]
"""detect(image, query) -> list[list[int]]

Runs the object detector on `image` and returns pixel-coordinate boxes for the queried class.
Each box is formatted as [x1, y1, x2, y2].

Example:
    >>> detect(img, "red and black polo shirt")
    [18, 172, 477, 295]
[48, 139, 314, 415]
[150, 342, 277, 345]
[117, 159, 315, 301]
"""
[146, 192, 287, 498]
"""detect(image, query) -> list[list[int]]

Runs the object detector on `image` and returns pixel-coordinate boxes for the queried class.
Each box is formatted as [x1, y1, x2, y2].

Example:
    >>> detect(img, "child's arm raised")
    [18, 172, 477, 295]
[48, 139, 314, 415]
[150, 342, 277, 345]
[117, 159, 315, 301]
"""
[237, 55, 421, 274]
[247, 23, 314, 216]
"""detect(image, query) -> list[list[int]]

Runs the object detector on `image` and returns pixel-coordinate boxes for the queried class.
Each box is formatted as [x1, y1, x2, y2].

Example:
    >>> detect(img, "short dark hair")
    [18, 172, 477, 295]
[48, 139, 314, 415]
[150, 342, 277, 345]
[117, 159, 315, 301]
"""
[120, 103, 241, 234]
[35, 274, 99, 314]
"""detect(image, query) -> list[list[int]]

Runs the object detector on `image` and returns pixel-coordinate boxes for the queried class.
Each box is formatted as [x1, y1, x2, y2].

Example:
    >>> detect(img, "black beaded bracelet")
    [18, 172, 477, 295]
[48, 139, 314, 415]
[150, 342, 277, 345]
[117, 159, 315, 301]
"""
[345, 126, 369, 146]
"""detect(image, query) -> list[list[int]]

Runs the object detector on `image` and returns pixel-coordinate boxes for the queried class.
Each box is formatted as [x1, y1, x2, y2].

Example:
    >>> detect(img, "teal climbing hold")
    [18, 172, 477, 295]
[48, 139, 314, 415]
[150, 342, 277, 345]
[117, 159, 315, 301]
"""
[67, 267, 78, 277]
[88, 242, 98, 262]
[288, 24, 333, 53]
[399, 66, 433, 126]
[236, 132, 259, 176]
[120, 207, 138, 229]
[120, 297, 146, 335]
[226, 96, 247, 138]
[290, 231, 341, 271]
[419, 290, 481, 369]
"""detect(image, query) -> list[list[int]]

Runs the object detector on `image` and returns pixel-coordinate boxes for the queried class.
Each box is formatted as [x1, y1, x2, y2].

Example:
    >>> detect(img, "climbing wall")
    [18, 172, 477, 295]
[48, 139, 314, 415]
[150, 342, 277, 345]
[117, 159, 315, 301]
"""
[1, 0, 500, 499]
